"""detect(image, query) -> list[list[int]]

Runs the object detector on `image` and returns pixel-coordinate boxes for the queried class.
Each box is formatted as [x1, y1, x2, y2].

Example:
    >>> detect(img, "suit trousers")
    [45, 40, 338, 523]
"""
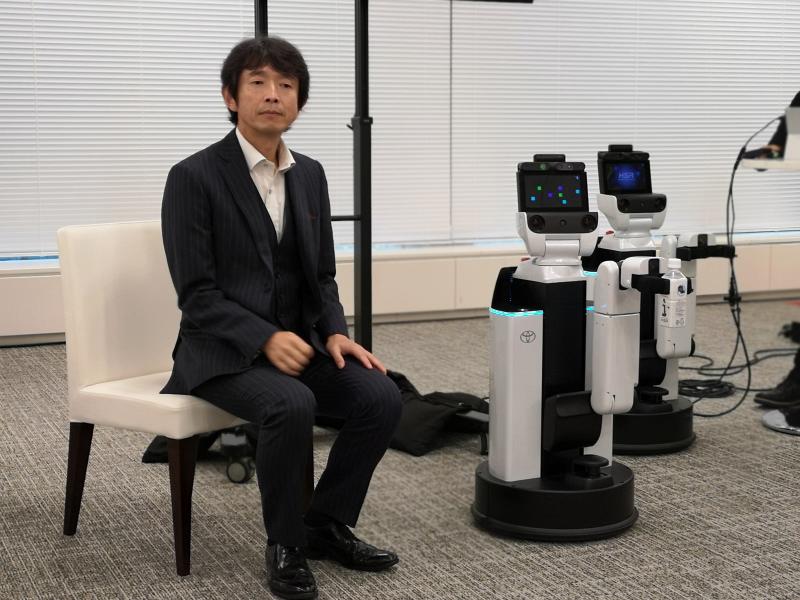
[193, 353, 403, 547]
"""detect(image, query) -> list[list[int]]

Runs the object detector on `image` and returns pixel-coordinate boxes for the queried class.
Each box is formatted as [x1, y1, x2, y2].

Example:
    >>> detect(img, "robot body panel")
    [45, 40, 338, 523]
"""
[488, 310, 543, 481]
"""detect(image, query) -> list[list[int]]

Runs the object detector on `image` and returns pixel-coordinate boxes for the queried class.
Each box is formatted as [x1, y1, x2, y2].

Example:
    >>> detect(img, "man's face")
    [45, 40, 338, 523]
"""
[223, 64, 300, 140]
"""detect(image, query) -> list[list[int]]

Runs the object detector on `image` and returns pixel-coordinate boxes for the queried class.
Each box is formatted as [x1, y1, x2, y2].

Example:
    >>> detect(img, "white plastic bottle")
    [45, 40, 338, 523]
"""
[655, 258, 692, 358]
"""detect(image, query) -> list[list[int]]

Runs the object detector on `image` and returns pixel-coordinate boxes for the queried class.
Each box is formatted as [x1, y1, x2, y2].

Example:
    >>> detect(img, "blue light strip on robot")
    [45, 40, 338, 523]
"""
[489, 308, 543, 317]
[490, 307, 594, 317]
[582, 270, 598, 277]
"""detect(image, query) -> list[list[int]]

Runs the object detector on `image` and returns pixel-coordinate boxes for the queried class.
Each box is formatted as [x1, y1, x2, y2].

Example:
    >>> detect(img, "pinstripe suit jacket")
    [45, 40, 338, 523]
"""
[160, 129, 349, 394]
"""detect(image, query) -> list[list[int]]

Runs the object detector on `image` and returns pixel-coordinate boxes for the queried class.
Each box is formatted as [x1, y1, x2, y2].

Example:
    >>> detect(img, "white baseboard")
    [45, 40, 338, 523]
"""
[0, 260, 63, 344]
[335, 241, 800, 315]
[2, 242, 799, 345]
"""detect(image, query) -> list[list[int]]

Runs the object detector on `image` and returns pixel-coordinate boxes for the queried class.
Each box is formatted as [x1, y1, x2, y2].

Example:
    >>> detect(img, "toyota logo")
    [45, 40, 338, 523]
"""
[520, 330, 536, 343]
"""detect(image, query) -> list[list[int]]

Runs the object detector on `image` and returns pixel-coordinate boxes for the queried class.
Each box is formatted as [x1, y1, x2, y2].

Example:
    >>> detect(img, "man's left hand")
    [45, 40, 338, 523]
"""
[325, 333, 387, 374]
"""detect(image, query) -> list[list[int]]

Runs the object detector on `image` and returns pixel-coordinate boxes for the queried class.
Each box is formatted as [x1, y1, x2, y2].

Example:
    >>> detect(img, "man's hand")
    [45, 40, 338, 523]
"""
[263, 331, 315, 376]
[326, 333, 387, 374]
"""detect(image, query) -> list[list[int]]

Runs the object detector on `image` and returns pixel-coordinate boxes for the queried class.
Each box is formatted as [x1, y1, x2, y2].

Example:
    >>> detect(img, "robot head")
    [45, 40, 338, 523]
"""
[596, 145, 666, 234]
[516, 155, 599, 258]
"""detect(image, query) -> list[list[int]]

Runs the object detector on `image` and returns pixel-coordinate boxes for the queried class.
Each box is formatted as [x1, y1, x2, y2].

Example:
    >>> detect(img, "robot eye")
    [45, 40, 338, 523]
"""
[582, 214, 597, 230]
[528, 214, 546, 232]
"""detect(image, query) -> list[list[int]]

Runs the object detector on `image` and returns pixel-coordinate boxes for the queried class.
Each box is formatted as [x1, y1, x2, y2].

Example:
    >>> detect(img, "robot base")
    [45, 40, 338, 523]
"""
[472, 461, 638, 542]
[613, 397, 695, 455]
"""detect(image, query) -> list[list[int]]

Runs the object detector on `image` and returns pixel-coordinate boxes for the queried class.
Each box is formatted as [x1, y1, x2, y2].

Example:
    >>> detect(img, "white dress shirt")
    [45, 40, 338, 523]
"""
[235, 128, 296, 242]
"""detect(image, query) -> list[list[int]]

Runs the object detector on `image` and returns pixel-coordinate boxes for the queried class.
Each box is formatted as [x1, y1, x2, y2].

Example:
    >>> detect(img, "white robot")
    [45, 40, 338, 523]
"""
[472, 154, 690, 541]
[582, 145, 735, 454]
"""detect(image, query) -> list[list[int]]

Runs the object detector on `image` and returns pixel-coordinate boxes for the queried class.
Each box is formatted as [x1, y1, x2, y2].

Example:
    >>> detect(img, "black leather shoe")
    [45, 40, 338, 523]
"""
[754, 376, 800, 408]
[266, 544, 317, 600]
[306, 521, 399, 572]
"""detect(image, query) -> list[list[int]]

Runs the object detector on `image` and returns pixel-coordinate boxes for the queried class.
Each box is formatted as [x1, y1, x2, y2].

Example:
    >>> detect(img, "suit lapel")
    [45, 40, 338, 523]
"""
[286, 161, 320, 294]
[216, 130, 277, 269]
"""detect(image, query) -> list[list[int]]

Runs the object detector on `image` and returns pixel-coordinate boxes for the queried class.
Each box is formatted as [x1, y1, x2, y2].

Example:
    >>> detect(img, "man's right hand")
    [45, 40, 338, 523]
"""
[263, 331, 315, 376]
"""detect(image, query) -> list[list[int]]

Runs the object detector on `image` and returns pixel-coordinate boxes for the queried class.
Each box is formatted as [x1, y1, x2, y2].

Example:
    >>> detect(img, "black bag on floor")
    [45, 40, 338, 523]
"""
[386, 371, 487, 456]
[781, 321, 800, 344]
[141, 424, 259, 463]
[316, 371, 487, 456]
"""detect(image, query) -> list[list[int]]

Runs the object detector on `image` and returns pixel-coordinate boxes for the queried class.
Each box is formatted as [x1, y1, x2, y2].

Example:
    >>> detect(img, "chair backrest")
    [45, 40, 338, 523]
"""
[58, 221, 180, 396]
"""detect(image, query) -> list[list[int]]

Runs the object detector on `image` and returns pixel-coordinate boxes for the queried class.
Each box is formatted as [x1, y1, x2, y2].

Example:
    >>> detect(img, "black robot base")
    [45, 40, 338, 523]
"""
[472, 461, 638, 542]
[613, 396, 695, 455]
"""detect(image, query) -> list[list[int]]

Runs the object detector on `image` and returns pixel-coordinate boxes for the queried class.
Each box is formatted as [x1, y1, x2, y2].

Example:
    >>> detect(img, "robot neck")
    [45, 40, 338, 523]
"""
[609, 216, 656, 238]
[534, 239, 584, 266]
[599, 234, 657, 253]
[516, 258, 585, 282]
[614, 229, 652, 239]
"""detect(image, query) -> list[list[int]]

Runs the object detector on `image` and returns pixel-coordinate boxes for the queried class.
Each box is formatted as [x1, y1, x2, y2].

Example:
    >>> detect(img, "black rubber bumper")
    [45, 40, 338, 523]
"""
[613, 397, 695, 455]
[472, 461, 638, 542]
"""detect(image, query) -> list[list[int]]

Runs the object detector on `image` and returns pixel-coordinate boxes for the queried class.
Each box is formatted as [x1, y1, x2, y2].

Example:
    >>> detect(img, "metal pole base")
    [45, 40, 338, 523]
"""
[762, 409, 800, 436]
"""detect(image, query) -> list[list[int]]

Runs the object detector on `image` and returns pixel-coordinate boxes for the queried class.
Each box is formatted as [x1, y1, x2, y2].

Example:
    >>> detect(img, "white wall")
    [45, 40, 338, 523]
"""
[2, 240, 799, 345]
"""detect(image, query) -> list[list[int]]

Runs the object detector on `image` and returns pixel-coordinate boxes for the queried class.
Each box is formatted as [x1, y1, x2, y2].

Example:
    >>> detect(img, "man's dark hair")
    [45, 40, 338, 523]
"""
[221, 36, 310, 125]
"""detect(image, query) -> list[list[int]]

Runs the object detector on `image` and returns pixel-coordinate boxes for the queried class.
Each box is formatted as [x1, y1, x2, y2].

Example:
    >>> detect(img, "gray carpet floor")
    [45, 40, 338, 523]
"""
[1, 299, 799, 599]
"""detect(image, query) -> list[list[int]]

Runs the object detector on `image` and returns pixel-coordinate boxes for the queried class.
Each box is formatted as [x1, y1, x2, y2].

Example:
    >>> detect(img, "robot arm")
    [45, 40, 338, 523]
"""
[590, 255, 691, 413]
[661, 232, 735, 281]
[673, 233, 736, 262]
[591, 259, 640, 415]
[592, 255, 667, 414]
[661, 232, 732, 361]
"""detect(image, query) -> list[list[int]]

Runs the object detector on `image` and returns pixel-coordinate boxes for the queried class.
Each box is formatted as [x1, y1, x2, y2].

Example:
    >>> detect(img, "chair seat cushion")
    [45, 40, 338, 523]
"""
[71, 371, 246, 439]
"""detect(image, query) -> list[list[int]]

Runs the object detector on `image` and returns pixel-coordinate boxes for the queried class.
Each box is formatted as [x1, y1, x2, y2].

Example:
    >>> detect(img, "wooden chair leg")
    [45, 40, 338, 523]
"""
[167, 435, 198, 577]
[64, 422, 94, 535]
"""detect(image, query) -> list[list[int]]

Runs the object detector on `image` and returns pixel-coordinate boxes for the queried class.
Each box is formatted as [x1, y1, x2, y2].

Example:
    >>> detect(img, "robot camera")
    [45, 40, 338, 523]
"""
[526, 212, 597, 234]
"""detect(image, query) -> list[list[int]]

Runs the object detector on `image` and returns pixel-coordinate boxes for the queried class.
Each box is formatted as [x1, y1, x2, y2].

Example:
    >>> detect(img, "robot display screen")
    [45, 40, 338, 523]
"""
[522, 173, 588, 211]
[603, 162, 651, 193]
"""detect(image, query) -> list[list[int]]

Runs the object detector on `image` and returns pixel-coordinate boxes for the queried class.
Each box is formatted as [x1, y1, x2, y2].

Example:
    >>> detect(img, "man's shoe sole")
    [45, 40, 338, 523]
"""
[306, 546, 399, 572]
[754, 396, 800, 408]
[268, 582, 318, 600]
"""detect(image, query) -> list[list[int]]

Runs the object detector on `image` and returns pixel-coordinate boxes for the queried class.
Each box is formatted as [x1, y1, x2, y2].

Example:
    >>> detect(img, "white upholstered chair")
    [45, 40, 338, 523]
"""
[57, 220, 245, 576]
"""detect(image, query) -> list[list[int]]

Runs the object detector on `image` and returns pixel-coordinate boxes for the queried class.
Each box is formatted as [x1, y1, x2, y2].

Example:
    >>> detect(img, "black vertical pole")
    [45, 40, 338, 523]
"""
[255, 0, 268, 36]
[352, 0, 373, 350]
[255, 0, 372, 350]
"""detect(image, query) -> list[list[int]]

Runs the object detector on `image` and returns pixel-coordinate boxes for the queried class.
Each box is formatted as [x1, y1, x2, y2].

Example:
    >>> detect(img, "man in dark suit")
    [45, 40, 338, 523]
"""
[161, 36, 402, 600]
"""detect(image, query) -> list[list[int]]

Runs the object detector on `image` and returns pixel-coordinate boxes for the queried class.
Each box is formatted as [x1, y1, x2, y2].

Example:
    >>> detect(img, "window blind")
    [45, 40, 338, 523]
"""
[452, 0, 800, 240]
[2, 0, 799, 256]
[0, 0, 253, 255]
